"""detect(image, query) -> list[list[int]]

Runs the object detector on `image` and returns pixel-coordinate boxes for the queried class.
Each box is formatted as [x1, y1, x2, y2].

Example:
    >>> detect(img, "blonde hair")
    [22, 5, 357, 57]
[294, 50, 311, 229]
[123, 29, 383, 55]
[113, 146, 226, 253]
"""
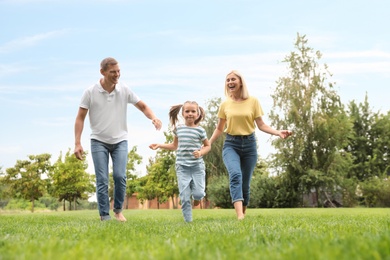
[169, 101, 205, 130]
[100, 57, 118, 71]
[224, 70, 249, 99]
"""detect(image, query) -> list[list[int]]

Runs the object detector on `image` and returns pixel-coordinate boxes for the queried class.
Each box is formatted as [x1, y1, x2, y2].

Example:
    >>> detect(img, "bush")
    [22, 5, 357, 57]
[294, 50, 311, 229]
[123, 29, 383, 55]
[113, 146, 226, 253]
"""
[360, 177, 390, 207]
[39, 196, 60, 211]
[249, 175, 279, 208]
[206, 175, 233, 208]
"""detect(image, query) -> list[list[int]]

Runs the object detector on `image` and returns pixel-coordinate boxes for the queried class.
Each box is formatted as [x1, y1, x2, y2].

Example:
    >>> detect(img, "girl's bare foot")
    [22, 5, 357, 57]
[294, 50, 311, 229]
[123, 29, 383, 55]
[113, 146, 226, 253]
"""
[114, 212, 127, 222]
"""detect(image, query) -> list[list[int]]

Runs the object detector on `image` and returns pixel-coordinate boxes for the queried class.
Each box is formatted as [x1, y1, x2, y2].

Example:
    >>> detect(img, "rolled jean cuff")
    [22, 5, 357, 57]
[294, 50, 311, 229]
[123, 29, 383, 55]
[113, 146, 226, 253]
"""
[232, 199, 244, 204]
[113, 208, 122, 214]
[100, 215, 111, 221]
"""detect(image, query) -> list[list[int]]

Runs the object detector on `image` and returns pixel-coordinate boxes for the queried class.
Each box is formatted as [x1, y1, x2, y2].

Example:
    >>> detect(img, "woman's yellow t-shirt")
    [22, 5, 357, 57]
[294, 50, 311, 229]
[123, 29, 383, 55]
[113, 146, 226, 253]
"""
[218, 96, 264, 135]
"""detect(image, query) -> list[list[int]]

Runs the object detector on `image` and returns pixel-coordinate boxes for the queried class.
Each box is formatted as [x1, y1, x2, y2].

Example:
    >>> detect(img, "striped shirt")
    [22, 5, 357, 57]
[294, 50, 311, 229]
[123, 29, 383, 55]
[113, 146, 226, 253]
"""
[174, 125, 207, 166]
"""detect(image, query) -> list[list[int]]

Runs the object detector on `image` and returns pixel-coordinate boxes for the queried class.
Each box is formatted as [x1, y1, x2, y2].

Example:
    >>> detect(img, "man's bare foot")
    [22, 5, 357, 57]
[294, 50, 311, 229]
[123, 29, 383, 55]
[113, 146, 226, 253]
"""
[237, 215, 245, 220]
[114, 212, 127, 222]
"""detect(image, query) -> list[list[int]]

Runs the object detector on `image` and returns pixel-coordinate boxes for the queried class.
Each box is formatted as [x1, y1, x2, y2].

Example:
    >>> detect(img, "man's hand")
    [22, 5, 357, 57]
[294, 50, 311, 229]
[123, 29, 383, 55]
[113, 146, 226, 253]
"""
[74, 144, 84, 160]
[152, 118, 162, 130]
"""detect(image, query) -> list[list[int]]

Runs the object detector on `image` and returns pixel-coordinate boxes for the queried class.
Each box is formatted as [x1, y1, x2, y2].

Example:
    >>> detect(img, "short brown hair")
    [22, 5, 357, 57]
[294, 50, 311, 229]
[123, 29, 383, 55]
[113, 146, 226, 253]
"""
[100, 57, 118, 71]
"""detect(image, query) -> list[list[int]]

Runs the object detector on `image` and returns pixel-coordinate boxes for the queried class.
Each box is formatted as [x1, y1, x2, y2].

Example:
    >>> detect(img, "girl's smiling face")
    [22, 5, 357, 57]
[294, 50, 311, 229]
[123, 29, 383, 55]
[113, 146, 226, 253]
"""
[182, 102, 199, 126]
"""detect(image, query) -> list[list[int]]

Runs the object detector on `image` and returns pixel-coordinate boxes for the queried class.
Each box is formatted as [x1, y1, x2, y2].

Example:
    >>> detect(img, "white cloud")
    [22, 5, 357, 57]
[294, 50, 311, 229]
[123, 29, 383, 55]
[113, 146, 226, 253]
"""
[0, 29, 70, 53]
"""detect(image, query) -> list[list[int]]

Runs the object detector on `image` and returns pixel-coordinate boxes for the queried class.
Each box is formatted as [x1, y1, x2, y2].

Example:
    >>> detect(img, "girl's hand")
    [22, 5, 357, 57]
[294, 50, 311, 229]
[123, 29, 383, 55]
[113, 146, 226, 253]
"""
[149, 144, 159, 150]
[193, 150, 202, 158]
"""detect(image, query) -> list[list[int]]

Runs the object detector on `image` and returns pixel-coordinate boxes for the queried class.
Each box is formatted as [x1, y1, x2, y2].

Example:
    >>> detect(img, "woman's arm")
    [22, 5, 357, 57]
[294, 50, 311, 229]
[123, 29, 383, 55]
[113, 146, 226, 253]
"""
[209, 118, 226, 145]
[255, 116, 292, 139]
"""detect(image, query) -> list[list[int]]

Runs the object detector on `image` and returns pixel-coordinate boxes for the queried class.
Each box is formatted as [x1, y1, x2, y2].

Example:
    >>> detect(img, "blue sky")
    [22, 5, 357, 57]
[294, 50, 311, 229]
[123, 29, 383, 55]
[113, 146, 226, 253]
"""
[1, 0, 389, 176]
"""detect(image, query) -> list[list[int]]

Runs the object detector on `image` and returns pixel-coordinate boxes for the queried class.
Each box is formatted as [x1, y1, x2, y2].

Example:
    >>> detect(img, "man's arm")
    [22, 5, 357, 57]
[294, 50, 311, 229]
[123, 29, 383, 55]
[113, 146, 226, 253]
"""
[74, 107, 88, 160]
[134, 100, 162, 130]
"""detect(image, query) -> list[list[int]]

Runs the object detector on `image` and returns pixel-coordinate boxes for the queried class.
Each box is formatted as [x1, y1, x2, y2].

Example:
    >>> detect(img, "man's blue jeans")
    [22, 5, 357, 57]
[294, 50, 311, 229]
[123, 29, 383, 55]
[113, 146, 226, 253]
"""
[91, 139, 128, 220]
[222, 133, 257, 206]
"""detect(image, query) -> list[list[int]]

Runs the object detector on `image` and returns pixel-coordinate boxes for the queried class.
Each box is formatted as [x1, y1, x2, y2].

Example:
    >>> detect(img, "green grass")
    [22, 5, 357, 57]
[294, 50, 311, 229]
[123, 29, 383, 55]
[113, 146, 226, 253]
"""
[0, 208, 389, 260]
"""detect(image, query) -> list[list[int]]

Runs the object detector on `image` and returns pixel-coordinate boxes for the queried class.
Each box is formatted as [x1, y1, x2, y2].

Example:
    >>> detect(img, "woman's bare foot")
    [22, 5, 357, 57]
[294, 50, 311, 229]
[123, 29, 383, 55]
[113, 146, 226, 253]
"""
[234, 201, 245, 220]
[114, 212, 127, 222]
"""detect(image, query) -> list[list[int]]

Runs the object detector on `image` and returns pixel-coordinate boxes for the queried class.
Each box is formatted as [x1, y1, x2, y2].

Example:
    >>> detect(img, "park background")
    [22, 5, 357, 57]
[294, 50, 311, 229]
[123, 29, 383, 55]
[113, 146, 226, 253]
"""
[1, 1, 389, 210]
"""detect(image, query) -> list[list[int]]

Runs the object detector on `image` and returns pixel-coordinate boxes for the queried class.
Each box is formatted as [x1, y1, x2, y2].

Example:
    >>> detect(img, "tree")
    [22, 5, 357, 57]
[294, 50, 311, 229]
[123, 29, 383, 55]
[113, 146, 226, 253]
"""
[0, 167, 11, 209]
[3, 154, 52, 212]
[269, 33, 353, 207]
[137, 131, 179, 208]
[49, 149, 95, 210]
[370, 111, 390, 177]
[346, 96, 390, 206]
[201, 97, 227, 179]
[346, 95, 375, 181]
[125, 146, 142, 209]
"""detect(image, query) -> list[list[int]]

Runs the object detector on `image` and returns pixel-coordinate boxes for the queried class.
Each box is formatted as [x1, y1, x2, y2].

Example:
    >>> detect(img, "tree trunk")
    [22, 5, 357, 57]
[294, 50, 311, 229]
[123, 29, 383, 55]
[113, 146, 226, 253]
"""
[31, 199, 35, 213]
[171, 196, 177, 209]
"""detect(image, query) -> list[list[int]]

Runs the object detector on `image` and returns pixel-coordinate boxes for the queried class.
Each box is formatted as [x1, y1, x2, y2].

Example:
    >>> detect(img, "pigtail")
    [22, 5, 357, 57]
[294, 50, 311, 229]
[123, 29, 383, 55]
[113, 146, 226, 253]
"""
[194, 106, 205, 125]
[169, 104, 183, 130]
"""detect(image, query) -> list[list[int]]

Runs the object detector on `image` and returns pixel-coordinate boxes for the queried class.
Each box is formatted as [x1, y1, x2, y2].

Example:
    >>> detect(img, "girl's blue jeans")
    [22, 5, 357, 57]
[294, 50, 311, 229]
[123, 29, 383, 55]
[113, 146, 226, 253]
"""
[91, 139, 128, 220]
[176, 161, 206, 222]
[222, 133, 257, 206]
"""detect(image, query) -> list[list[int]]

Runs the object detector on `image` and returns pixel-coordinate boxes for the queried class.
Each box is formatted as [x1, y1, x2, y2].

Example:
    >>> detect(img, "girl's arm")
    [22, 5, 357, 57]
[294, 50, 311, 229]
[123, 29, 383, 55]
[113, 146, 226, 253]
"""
[193, 138, 211, 158]
[149, 136, 179, 151]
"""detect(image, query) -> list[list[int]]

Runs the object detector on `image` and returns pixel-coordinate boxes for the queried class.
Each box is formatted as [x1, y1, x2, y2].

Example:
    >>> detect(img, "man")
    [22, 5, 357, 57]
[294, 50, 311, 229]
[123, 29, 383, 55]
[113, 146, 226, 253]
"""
[74, 57, 162, 221]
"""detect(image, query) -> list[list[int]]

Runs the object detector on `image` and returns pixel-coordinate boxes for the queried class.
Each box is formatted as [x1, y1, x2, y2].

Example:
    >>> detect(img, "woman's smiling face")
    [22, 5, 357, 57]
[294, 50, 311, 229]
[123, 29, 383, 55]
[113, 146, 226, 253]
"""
[226, 73, 242, 94]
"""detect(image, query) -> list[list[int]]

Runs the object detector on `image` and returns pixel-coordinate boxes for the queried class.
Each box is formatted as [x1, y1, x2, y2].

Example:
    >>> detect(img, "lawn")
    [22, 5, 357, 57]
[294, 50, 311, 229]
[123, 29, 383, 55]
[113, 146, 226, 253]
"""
[0, 208, 389, 260]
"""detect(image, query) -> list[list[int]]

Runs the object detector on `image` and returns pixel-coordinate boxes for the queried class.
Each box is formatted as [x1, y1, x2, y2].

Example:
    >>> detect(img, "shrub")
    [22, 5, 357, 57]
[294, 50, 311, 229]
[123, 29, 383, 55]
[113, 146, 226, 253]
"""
[207, 175, 232, 208]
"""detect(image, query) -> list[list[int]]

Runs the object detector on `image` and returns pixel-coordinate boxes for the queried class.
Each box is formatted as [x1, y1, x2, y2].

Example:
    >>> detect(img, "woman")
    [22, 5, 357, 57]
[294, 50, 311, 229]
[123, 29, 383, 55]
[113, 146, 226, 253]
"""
[209, 70, 291, 220]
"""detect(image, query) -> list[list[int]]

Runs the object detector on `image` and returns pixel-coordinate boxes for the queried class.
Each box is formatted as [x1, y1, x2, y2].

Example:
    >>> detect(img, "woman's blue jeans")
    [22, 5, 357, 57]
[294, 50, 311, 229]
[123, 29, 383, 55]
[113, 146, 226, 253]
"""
[176, 162, 206, 222]
[91, 139, 128, 220]
[222, 133, 257, 206]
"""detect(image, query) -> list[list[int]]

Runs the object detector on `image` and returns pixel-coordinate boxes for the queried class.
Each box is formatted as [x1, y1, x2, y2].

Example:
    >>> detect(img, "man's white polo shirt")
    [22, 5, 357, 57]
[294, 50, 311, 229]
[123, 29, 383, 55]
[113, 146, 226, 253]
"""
[79, 81, 140, 144]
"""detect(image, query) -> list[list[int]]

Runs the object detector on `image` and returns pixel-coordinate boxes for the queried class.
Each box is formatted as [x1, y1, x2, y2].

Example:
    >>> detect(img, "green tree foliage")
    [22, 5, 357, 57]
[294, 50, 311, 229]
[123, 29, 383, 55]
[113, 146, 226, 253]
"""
[269, 33, 353, 207]
[201, 97, 227, 179]
[346, 96, 390, 207]
[0, 167, 11, 208]
[125, 146, 143, 209]
[349, 99, 390, 180]
[347, 96, 376, 181]
[370, 111, 390, 177]
[49, 149, 95, 210]
[137, 131, 179, 208]
[3, 154, 52, 212]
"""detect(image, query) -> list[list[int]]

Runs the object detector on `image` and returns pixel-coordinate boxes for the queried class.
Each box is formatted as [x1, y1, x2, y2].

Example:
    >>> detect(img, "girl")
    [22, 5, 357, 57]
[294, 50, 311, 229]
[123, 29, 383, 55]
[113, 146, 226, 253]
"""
[149, 101, 211, 222]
